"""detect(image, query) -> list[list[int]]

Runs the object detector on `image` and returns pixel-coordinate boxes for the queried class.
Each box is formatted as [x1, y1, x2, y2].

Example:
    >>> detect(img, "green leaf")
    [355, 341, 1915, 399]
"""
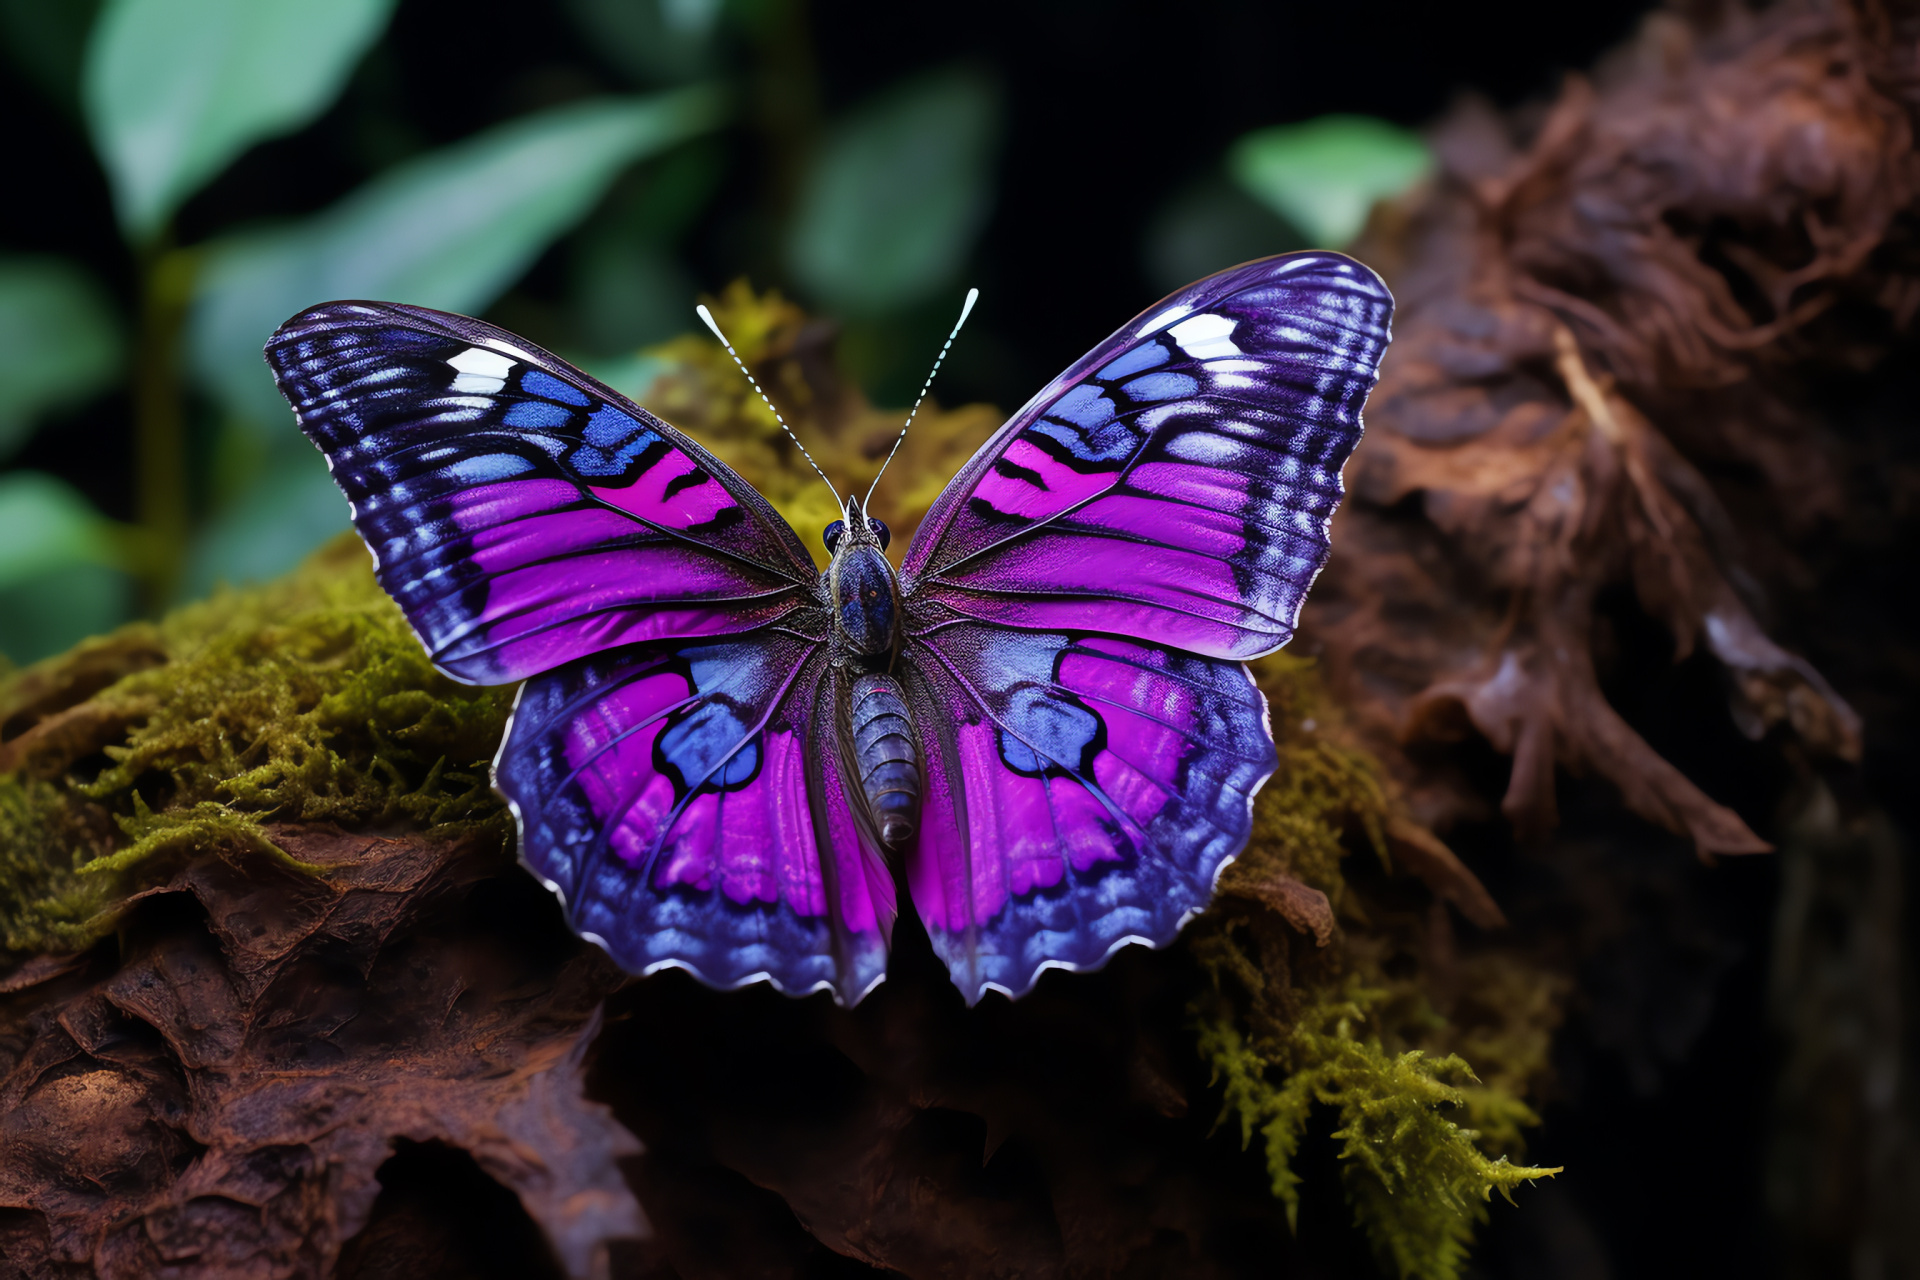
[0, 472, 123, 589]
[82, 0, 396, 239]
[0, 257, 123, 459]
[787, 69, 999, 317]
[189, 87, 726, 432]
[1228, 115, 1432, 249]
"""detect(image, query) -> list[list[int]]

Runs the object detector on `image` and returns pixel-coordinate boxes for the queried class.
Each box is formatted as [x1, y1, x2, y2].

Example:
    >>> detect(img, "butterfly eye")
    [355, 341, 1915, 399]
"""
[870, 519, 891, 551]
[823, 519, 846, 552]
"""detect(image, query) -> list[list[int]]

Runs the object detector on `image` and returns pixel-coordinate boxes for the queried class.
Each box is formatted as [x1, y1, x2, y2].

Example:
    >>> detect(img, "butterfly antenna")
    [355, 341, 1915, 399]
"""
[864, 287, 979, 510]
[696, 303, 843, 508]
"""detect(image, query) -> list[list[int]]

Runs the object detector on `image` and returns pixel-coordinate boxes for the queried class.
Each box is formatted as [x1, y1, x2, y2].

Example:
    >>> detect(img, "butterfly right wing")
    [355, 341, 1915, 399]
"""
[266, 301, 820, 685]
[495, 628, 897, 1004]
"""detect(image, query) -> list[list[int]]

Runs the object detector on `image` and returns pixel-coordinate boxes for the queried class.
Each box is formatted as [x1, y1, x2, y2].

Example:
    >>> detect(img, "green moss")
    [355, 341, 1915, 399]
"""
[84, 538, 512, 825]
[1191, 652, 1562, 1280]
[0, 536, 514, 956]
[0, 774, 115, 952]
[1196, 977, 1557, 1280]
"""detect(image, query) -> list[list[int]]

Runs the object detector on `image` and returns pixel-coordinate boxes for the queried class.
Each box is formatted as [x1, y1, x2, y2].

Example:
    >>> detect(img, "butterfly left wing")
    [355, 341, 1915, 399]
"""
[267, 302, 894, 1002]
[266, 301, 820, 685]
[496, 630, 895, 1003]
[898, 252, 1392, 1000]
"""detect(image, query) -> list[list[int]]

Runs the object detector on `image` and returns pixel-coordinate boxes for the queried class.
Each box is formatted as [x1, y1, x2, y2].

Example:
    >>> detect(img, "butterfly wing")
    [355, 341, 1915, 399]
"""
[900, 627, 1276, 1000]
[902, 251, 1388, 659]
[266, 301, 819, 685]
[268, 302, 891, 1002]
[899, 252, 1392, 1001]
[496, 632, 894, 1003]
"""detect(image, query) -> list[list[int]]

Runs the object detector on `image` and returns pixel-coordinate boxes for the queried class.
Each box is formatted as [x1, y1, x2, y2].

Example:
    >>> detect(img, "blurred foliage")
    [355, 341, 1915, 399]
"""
[83, 0, 398, 240]
[0, 472, 127, 589]
[0, 0, 1429, 667]
[787, 67, 1001, 316]
[0, 257, 121, 459]
[1229, 115, 1433, 248]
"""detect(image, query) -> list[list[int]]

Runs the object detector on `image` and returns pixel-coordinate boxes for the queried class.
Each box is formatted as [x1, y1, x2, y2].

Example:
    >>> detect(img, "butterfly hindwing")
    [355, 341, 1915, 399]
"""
[903, 251, 1391, 661]
[901, 625, 1276, 1001]
[495, 630, 894, 1002]
[266, 302, 818, 685]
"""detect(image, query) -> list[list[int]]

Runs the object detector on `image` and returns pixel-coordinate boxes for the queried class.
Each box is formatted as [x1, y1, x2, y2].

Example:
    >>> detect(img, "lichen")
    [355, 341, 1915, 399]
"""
[0, 774, 115, 952]
[83, 539, 511, 827]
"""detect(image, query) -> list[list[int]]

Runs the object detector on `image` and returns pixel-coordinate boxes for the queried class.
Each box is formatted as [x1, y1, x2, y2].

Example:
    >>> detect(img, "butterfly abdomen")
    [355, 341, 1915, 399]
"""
[849, 673, 920, 849]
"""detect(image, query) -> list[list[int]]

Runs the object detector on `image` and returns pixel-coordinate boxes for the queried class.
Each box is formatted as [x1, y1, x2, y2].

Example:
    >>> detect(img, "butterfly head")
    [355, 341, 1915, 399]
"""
[827, 495, 899, 658]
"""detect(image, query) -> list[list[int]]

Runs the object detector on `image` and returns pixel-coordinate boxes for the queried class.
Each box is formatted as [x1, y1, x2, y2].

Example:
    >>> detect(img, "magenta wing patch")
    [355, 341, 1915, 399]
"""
[496, 630, 894, 1002]
[900, 624, 1277, 1001]
[266, 302, 818, 685]
[902, 251, 1392, 662]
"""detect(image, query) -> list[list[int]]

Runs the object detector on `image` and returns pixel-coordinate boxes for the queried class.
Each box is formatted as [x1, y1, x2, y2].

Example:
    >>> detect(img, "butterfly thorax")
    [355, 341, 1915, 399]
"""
[825, 496, 900, 662]
[822, 497, 919, 850]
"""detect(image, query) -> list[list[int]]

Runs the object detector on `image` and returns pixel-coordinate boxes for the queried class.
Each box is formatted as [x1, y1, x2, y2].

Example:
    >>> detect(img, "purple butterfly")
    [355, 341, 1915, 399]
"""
[264, 251, 1393, 1006]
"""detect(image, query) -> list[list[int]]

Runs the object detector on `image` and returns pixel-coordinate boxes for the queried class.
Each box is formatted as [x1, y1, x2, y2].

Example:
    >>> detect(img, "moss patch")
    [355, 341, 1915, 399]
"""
[1190, 652, 1563, 1280]
[0, 537, 514, 955]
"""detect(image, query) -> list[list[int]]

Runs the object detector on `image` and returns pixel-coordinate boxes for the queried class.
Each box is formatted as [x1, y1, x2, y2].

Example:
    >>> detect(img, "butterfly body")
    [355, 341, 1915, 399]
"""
[264, 251, 1393, 1006]
[845, 671, 919, 849]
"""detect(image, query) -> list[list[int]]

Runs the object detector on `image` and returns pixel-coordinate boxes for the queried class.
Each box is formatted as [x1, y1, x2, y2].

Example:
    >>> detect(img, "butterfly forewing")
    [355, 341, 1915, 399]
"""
[903, 252, 1389, 661]
[266, 302, 818, 685]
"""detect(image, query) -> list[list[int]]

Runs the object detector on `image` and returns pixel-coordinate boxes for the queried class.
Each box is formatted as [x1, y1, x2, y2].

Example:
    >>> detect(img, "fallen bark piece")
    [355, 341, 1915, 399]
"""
[1307, 0, 1905, 851]
[1233, 874, 1338, 947]
[0, 825, 639, 1280]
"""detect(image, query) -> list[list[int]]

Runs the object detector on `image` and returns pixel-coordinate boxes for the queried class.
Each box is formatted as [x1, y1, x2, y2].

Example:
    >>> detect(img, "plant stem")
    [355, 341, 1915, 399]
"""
[130, 246, 195, 610]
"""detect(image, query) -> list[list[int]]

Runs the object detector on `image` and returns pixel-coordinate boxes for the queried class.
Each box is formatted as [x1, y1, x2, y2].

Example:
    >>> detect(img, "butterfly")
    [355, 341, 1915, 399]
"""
[264, 251, 1393, 1006]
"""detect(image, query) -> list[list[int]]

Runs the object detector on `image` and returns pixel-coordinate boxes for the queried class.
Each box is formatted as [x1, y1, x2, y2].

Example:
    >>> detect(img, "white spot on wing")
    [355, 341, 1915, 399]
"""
[1167, 430, 1245, 464]
[1168, 312, 1241, 358]
[484, 339, 542, 363]
[1138, 303, 1193, 337]
[448, 346, 514, 394]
